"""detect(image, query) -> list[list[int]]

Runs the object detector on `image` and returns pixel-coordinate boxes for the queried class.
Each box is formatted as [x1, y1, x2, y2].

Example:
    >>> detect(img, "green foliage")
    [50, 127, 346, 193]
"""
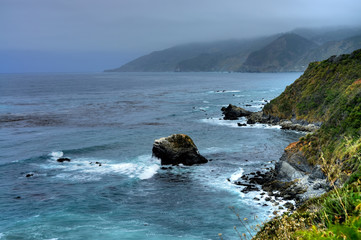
[320, 185, 361, 224]
[295, 217, 361, 240]
[255, 50, 361, 240]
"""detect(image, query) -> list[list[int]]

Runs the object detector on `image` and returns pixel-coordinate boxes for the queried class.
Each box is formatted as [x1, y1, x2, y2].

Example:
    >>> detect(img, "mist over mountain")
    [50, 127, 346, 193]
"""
[240, 33, 318, 72]
[106, 27, 361, 73]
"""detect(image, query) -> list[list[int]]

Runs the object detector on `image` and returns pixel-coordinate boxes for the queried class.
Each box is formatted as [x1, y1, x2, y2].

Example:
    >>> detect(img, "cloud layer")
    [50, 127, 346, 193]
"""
[1, 0, 360, 72]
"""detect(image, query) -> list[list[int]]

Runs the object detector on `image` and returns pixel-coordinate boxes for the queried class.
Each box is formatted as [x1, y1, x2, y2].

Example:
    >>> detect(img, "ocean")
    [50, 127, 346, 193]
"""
[0, 72, 303, 240]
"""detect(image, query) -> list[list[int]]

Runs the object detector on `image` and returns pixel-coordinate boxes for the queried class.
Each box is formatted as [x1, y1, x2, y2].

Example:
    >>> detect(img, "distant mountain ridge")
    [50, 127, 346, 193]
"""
[240, 33, 318, 72]
[105, 27, 361, 73]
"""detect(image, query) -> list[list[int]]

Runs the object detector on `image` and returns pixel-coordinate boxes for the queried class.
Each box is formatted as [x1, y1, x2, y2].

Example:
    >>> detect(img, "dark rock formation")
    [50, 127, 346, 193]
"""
[273, 141, 329, 202]
[244, 111, 321, 132]
[152, 134, 208, 166]
[231, 141, 329, 205]
[57, 157, 71, 163]
[221, 104, 251, 120]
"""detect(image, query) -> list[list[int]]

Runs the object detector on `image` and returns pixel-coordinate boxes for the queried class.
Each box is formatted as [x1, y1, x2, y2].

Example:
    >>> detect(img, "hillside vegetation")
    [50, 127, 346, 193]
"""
[255, 49, 361, 239]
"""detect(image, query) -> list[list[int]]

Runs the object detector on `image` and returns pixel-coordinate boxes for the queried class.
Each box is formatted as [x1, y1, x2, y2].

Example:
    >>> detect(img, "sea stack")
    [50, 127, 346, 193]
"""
[221, 104, 251, 120]
[152, 134, 208, 166]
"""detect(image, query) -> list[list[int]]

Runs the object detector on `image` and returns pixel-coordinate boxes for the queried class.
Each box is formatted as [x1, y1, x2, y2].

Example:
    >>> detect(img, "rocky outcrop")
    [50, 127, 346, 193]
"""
[152, 134, 208, 166]
[279, 120, 321, 132]
[57, 157, 71, 163]
[274, 141, 329, 202]
[232, 141, 329, 205]
[221, 104, 251, 120]
[222, 106, 321, 132]
[245, 111, 321, 132]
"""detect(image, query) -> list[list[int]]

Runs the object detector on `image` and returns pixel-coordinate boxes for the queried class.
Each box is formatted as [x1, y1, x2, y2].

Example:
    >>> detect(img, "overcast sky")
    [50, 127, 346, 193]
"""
[1, 0, 361, 72]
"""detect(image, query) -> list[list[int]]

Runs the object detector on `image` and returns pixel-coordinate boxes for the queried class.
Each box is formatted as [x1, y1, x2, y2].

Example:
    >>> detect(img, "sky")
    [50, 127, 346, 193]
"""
[1, 0, 361, 73]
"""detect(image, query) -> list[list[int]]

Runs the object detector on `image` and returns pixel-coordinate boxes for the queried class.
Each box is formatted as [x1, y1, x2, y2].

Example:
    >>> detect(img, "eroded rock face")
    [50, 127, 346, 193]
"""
[152, 134, 208, 166]
[221, 104, 251, 120]
[232, 141, 329, 205]
[274, 141, 329, 202]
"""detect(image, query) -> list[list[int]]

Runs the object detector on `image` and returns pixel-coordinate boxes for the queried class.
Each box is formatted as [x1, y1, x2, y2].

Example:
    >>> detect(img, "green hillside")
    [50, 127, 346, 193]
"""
[255, 49, 361, 239]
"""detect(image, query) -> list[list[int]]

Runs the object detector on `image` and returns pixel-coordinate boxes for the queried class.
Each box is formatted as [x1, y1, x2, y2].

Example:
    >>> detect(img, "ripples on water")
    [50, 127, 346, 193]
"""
[0, 72, 303, 239]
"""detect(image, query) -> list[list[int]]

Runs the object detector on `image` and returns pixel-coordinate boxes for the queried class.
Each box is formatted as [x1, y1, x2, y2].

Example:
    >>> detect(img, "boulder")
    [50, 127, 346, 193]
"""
[57, 157, 71, 163]
[221, 104, 251, 120]
[152, 134, 208, 166]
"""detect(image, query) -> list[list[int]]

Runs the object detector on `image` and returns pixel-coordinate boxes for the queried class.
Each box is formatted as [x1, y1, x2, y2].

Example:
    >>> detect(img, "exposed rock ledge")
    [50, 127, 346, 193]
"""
[237, 141, 329, 205]
[152, 134, 208, 166]
[272, 141, 329, 203]
[246, 111, 322, 132]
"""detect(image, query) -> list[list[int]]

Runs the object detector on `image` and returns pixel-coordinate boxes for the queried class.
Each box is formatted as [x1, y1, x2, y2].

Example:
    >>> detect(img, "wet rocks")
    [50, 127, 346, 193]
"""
[152, 134, 208, 166]
[221, 104, 251, 120]
[280, 120, 320, 132]
[57, 157, 71, 163]
[231, 142, 328, 206]
[246, 111, 264, 124]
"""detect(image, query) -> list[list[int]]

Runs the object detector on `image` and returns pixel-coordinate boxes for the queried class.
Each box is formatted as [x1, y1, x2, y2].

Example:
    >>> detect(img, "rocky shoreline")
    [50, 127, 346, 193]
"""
[233, 141, 329, 211]
[221, 104, 322, 132]
[222, 104, 329, 211]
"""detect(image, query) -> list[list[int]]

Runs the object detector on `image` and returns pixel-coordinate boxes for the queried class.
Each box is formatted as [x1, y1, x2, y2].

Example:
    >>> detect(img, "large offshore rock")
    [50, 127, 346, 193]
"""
[152, 134, 208, 166]
[221, 104, 251, 120]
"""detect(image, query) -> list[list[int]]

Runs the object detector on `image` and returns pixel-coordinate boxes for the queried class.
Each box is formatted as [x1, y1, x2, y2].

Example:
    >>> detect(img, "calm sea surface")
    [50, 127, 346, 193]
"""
[0, 72, 303, 240]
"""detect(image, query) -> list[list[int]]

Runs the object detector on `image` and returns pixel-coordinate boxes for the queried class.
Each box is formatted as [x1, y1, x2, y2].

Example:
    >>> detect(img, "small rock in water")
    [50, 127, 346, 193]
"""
[284, 202, 295, 210]
[237, 123, 247, 127]
[26, 173, 34, 178]
[57, 157, 71, 163]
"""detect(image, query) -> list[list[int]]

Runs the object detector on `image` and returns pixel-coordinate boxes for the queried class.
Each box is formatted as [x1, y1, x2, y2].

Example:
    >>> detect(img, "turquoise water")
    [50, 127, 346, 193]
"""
[0, 72, 303, 239]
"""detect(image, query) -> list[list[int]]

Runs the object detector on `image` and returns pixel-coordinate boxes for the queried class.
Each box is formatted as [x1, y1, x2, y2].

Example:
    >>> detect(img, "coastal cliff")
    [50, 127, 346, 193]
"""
[254, 49, 361, 239]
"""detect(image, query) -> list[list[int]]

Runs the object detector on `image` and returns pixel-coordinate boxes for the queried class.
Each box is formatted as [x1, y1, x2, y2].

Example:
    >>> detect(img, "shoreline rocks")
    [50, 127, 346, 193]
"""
[233, 141, 329, 206]
[246, 111, 321, 132]
[221, 104, 251, 120]
[220, 104, 321, 132]
[152, 134, 208, 166]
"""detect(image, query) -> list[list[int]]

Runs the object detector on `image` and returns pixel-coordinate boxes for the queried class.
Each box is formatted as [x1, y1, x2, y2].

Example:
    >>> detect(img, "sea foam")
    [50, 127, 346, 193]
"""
[200, 118, 281, 130]
[41, 153, 160, 182]
[49, 151, 63, 160]
[230, 168, 244, 182]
